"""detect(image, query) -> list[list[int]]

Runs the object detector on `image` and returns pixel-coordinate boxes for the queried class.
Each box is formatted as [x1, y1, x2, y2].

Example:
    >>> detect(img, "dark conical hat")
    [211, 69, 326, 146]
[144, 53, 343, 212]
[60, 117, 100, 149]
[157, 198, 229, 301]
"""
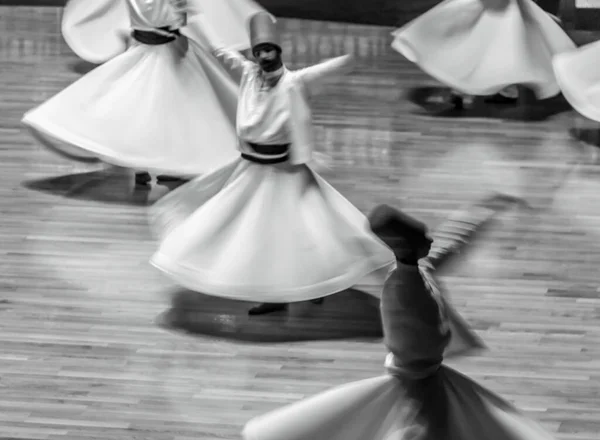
[368, 204, 429, 246]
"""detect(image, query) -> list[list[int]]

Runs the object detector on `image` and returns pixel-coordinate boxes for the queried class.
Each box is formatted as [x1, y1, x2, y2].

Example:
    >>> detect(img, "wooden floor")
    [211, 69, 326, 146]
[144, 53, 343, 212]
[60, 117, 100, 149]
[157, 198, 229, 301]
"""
[1, 5, 600, 440]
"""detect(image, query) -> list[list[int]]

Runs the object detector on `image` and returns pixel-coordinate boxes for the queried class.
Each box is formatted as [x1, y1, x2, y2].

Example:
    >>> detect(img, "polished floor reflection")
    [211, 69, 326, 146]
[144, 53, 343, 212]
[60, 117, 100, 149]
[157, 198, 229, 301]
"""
[1, 6, 599, 440]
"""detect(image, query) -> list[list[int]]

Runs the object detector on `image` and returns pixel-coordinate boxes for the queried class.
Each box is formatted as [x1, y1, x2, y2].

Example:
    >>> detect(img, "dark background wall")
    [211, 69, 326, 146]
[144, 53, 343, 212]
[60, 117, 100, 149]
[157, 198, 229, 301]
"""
[260, 0, 561, 24]
[0, 0, 562, 26]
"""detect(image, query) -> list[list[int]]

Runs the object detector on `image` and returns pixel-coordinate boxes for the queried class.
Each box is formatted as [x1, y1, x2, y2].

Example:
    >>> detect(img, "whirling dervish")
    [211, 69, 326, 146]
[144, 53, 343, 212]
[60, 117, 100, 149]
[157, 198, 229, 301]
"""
[241, 193, 557, 440]
[149, 11, 396, 315]
[22, 0, 263, 185]
[392, 0, 576, 115]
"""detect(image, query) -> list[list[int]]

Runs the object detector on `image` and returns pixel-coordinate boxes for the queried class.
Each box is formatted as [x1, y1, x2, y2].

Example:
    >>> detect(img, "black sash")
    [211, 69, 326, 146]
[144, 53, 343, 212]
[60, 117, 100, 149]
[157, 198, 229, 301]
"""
[132, 27, 180, 45]
[241, 143, 290, 164]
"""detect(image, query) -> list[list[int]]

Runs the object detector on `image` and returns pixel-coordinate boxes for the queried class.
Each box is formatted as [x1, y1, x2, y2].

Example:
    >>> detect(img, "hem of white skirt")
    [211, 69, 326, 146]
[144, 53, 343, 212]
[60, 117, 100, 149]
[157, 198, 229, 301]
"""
[240, 423, 256, 440]
[390, 36, 561, 100]
[150, 252, 395, 303]
[22, 114, 231, 177]
[553, 54, 600, 123]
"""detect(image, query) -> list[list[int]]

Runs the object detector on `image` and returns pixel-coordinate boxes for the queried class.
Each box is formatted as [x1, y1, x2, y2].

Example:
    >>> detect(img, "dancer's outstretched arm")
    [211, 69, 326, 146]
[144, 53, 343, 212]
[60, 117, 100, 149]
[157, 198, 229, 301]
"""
[425, 193, 526, 271]
[295, 54, 356, 96]
[211, 47, 253, 77]
[420, 193, 527, 357]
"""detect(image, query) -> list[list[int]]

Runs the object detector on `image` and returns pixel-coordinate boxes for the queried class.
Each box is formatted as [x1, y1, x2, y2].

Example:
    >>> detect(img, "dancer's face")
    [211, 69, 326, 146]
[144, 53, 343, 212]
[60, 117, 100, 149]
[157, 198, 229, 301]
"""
[253, 44, 282, 73]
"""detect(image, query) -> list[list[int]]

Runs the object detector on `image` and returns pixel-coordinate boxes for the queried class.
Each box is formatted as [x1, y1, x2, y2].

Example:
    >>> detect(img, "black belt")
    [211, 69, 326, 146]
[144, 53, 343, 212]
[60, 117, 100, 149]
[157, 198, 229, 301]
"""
[132, 27, 180, 45]
[241, 142, 290, 164]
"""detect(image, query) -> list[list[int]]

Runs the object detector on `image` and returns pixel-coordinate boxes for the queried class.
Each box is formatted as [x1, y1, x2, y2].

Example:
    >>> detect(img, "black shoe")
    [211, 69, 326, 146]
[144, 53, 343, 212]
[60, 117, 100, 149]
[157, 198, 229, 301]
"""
[135, 172, 151, 185]
[450, 94, 464, 110]
[248, 303, 287, 315]
[483, 93, 518, 104]
[157, 175, 186, 183]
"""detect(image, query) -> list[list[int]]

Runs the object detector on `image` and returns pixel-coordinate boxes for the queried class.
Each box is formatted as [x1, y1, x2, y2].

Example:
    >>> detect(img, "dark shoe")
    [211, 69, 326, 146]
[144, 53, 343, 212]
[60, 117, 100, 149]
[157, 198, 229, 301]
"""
[449, 94, 464, 110]
[495, 86, 540, 120]
[248, 303, 287, 315]
[310, 298, 325, 305]
[483, 93, 518, 104]
[157, 175, 186, 183]
[517, 86, 537, 106]
[135, 172, 151, 185]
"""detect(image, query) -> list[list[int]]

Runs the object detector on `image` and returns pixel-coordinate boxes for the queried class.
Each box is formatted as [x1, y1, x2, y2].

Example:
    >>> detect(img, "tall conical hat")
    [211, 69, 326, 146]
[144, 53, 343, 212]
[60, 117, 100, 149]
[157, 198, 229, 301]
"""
[248, 11, 280, 52]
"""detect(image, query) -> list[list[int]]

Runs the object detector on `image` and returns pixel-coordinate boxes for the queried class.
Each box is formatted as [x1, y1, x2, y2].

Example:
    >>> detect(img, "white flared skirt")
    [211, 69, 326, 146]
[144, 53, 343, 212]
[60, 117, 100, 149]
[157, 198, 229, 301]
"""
[61, 0, 265, 64]
[22, 37, 240, 177]
[392, 0, 576, 99]
[61, 0, 130, 64]
[243, 365, 555, 440]
[553, 39, 600, 122]
[149, 157, 396, 302]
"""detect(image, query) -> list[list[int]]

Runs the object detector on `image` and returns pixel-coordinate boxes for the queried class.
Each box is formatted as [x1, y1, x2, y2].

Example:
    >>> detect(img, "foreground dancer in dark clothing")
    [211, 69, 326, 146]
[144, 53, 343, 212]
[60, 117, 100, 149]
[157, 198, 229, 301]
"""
[242, 194, 556, 440]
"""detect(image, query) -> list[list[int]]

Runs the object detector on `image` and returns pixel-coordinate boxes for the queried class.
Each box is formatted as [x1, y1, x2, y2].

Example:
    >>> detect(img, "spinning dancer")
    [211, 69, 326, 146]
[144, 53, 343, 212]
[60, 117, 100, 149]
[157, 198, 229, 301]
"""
[553, 38, 600, 123]
[392, 0, 576, 114]
[149, 12, 395, 315]
[242, 194, 557, 440]
[22, 0, 251, 185]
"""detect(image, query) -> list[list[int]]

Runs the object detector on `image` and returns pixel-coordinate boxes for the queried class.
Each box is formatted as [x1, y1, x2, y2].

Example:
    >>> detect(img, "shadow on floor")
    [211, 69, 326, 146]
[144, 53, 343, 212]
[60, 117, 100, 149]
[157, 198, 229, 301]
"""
[69, 60, 99, 75]
[570, 126, 600, 148]
[22, 169, 171, 206]
[156, 288, 383, 343]
[405, 86, 572, 122]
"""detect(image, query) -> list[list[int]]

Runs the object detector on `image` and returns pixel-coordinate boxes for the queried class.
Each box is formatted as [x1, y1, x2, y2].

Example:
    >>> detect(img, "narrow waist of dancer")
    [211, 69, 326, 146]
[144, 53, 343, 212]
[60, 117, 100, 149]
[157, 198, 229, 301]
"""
[241, 142, 290, 164]
[384, 353, 441, 380]
[132, 26, 181, 45]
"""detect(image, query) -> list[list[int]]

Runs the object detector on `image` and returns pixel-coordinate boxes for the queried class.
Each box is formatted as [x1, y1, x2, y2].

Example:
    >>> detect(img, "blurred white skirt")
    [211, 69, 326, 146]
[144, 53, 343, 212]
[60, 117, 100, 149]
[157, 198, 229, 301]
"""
[392, 0, 575, 99]
[553, 39, 600, 122]
[150, 157, 395, 302]
[61, 0, 130, 64]
[22, 37, 240, 177]
[61, 0, 265, 64]
[242, 365, 555, 440]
